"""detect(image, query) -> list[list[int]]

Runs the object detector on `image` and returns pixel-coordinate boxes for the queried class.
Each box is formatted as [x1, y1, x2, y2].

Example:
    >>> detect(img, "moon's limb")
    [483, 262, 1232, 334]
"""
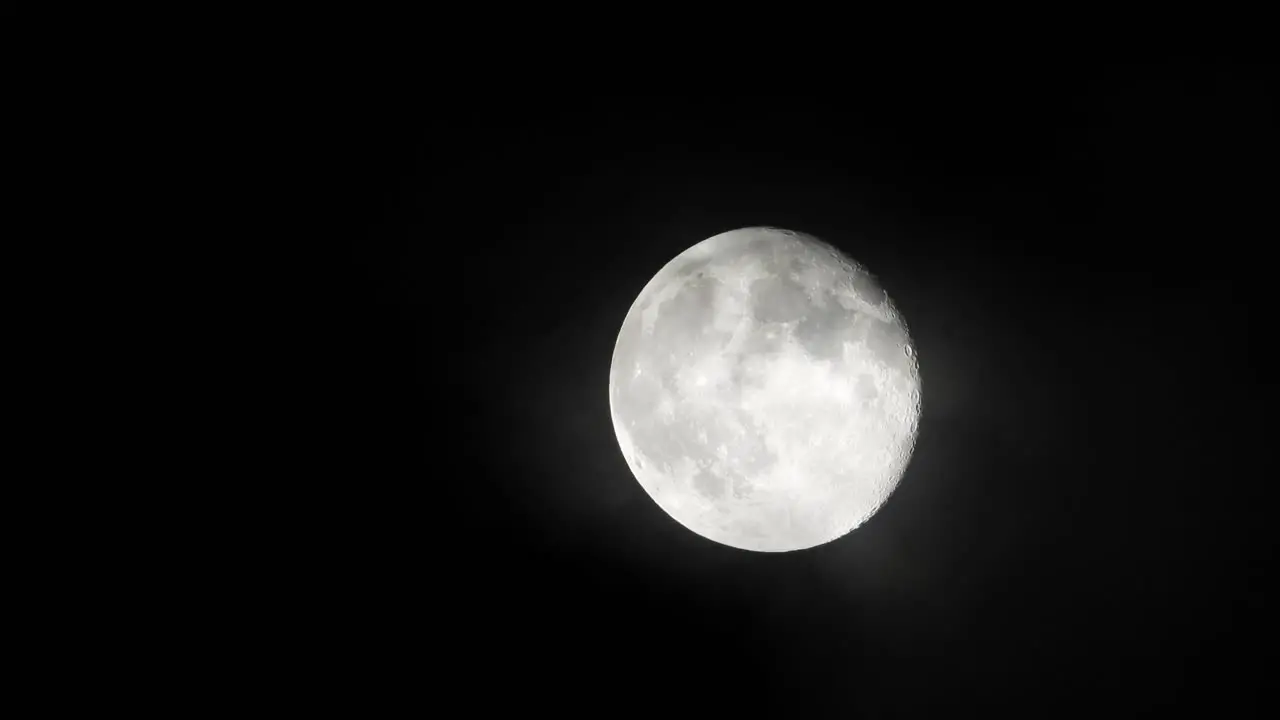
[610, 227, 920, 552]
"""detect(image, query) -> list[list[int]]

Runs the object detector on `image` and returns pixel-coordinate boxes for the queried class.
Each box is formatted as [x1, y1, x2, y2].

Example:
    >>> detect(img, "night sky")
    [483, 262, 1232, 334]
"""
[332, 62, 1276, 713]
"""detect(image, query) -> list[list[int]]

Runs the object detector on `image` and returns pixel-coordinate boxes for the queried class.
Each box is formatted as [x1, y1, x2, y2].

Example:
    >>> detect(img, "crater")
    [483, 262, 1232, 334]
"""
[862, 319, 911, 369]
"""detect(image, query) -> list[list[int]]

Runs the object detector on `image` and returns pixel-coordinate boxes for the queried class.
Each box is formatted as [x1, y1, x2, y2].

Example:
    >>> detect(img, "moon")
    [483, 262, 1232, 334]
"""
[609, 227, 921, 552]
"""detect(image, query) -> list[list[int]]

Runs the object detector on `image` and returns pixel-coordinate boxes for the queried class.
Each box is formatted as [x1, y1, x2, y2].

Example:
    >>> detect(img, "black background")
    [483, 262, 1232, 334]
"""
[332, 61, 1276, 713]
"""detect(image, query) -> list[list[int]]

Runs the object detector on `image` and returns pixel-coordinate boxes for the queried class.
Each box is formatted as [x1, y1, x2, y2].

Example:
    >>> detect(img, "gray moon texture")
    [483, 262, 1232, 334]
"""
[609, 227, 921, 552]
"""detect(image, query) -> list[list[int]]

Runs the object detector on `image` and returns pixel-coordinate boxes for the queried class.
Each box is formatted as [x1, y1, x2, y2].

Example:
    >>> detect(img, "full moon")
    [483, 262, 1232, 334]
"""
[609, 227, 921, 552]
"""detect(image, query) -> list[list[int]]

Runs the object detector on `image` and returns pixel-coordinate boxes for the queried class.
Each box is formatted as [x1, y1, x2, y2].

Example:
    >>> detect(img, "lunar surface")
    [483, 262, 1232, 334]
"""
[609, 227, 921, 552]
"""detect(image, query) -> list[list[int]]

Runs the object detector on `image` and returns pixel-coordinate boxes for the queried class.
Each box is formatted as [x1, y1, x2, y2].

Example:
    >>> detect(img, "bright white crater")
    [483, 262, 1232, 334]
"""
[609, 227, 921, 552]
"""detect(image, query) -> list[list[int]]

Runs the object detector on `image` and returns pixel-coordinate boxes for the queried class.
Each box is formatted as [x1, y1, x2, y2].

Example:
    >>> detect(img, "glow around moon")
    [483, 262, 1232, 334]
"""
[609, 227, 921, 552]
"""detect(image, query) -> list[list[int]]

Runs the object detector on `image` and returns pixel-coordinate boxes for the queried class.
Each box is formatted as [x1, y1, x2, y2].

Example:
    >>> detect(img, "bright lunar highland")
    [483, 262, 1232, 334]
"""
[609, 227, 921, 552]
